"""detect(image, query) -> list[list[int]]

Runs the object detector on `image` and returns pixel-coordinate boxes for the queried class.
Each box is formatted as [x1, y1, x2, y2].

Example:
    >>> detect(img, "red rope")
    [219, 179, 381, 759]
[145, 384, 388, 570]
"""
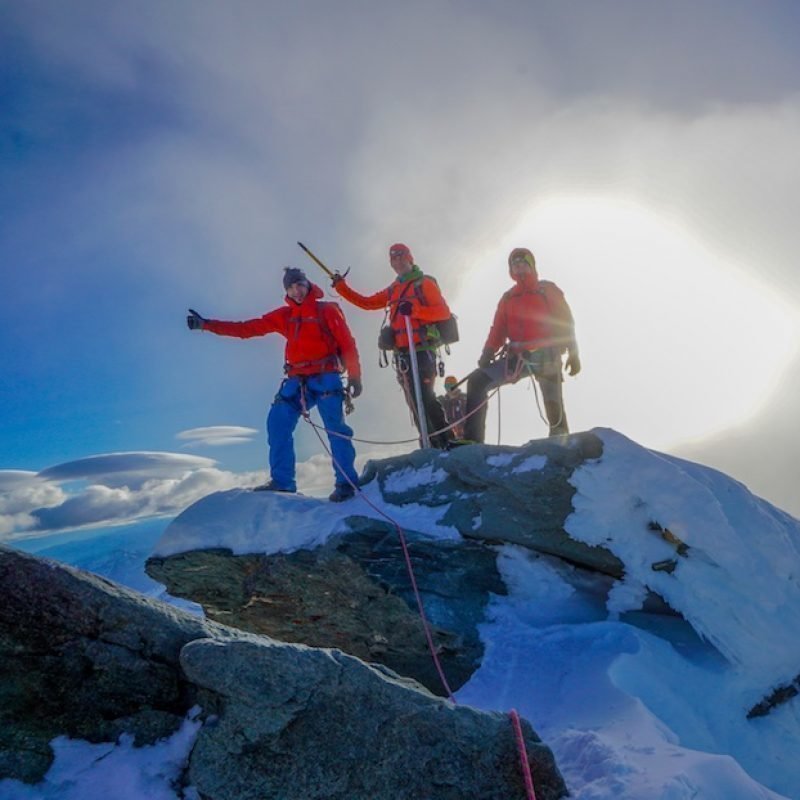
[309, 382, 502, 446]
[509, 709, 537, 800]
[300, 385, 455, 701]
[298, 384, 538, 794]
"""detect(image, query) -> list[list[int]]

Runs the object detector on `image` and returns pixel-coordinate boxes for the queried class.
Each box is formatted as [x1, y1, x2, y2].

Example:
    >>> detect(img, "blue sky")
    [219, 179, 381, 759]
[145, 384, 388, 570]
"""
[2, 0, 800, 536]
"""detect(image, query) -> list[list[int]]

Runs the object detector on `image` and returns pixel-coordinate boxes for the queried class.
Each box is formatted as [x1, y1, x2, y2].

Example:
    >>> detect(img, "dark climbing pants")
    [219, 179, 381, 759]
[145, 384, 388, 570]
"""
[463, 350, 568, 442]
[395, 349, 453, 449]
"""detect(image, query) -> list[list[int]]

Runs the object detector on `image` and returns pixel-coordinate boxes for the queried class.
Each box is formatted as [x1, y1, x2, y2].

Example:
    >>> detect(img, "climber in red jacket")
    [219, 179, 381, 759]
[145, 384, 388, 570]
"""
[462, 247, 580, 442]
[187, 268, 362, 502]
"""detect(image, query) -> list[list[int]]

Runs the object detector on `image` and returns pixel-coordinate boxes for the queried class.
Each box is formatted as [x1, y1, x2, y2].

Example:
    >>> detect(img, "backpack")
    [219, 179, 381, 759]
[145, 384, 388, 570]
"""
[410, 275, 459, 344]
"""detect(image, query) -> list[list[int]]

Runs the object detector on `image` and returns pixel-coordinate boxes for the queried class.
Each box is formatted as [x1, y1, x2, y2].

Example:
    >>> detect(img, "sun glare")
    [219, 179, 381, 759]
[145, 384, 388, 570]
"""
[450, 196, 798, 449]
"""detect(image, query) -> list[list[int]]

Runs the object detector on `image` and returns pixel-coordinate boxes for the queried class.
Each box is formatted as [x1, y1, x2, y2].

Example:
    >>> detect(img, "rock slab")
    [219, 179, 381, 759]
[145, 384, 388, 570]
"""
[182, 636, 566, 800]
[147, 525, 505, 695]
[1, 546, 567, 799]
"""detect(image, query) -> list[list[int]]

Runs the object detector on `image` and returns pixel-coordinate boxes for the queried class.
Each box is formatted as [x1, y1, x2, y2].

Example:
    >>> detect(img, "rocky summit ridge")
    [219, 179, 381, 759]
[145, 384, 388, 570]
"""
[148, 428, 800, 714]
[4, 427, 800, 799]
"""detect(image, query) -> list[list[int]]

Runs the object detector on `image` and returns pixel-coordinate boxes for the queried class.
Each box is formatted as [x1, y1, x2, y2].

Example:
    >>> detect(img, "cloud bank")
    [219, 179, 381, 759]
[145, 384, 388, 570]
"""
[0, 441, 408, 541]
[177, 426, 259, 447]
[1, 453, 258, 540]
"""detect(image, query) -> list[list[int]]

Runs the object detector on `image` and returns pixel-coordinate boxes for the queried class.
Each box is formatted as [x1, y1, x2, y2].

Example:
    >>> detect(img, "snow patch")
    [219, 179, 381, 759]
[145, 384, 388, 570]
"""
[567, 428, 800, 684]
[486, 452, 546, 473]
[606, 577, 649, 619]
[513, 454, 548, 473]
[152, 478, 461, 558]
[0, 708, 202, 800]
[383, 463, 448, 493]
[487, 453, 515, 468]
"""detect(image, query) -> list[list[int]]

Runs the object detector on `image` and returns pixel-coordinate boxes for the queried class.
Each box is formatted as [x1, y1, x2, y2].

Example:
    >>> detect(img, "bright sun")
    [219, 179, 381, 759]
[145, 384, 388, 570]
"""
[450, 196, 798, 450]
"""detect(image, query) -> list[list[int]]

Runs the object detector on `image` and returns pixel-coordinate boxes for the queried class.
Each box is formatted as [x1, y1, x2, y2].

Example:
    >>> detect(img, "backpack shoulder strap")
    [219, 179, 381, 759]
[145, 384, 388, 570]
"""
[389, 279, 421, 321]
[413, 274, 439, 305]
[316, 302, 341, 353]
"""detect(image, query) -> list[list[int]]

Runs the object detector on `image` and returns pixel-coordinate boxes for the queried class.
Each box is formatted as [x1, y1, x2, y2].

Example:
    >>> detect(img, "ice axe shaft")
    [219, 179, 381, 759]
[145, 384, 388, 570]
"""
[297, 241, 335, 278]
[404, 314, 431, 449]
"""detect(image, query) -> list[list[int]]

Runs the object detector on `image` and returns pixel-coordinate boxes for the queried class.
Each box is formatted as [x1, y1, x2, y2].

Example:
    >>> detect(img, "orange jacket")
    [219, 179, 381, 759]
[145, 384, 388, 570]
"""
[203, 284, 361, 378]
[335, 267, 451, 349]
[484, 272, 576, 356]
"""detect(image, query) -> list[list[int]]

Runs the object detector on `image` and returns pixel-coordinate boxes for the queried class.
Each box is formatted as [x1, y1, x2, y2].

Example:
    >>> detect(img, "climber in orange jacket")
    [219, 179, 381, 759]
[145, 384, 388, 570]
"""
[462, 247, 580, 442]
[187, 268, 362, 502]
[333, 243, 454, 449]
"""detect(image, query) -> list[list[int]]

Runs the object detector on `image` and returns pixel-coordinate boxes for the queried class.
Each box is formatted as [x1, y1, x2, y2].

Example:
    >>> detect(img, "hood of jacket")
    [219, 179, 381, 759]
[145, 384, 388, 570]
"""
[507, 247, 539, 285]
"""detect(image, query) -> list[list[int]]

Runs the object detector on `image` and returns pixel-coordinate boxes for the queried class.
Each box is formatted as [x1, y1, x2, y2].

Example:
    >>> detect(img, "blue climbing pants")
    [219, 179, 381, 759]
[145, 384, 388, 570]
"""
[266, 372, 358, 491]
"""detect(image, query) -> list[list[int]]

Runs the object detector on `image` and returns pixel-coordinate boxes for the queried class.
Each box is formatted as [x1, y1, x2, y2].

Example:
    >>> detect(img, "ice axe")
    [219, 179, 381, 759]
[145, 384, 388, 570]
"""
[297, 242, 349, 282]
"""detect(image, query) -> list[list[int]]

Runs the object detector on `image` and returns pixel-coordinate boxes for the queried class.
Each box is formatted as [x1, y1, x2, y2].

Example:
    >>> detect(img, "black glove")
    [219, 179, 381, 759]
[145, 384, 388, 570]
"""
[187, 308, 206, 331]
[397, 300, 413, 316]
[566, 349, 581, 376]
[347, 377, 363, 398]
[478, 348, 494, 368]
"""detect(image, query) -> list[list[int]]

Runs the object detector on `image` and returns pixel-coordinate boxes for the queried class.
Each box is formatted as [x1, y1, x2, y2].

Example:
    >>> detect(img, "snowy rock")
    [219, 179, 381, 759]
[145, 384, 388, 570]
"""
[145, 433, 622, 696]
[362, 432, 620, 575]
[181, 636, 567, 800]
[149, 427, 800, 727]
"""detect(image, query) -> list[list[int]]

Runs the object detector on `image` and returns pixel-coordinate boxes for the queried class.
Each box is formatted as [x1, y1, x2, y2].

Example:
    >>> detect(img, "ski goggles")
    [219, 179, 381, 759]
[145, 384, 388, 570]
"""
[510, 253, 534, 266]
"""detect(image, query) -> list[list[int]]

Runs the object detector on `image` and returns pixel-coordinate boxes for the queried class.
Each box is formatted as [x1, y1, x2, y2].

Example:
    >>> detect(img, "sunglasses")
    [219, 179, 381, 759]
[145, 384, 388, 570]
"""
[510, 255, 532, 265]
[390, 249, 409, 258]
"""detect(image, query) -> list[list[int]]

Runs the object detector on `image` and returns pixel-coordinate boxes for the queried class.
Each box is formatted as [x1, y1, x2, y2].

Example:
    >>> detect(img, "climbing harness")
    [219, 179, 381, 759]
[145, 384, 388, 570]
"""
[499, 347, 566, 434]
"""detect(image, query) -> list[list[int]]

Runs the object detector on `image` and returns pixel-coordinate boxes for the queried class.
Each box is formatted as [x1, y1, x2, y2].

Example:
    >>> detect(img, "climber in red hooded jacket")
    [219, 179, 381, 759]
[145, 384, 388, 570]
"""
[187, 268, 362, 502]
[461, 247, 580, 442]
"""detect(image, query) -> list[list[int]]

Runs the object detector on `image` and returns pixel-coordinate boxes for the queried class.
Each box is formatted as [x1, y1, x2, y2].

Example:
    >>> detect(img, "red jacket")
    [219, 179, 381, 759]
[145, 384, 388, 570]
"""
[203, 284, 361, 378]
[335, 267, 451, 349]
[484, 272, 576, 356]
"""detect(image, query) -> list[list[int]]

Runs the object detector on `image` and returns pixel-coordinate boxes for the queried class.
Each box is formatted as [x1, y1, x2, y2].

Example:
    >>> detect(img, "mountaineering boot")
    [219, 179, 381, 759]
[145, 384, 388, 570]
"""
[329, 483, 356, 503]
[253, 481, 296, 493]
[447, 438, 479, 449]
